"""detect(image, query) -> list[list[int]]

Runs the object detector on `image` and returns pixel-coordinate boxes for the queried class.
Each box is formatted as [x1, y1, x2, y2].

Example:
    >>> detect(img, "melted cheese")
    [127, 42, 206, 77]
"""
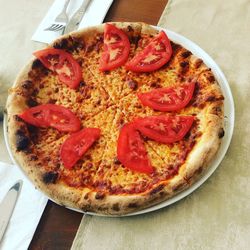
[25, 29, 221, 195]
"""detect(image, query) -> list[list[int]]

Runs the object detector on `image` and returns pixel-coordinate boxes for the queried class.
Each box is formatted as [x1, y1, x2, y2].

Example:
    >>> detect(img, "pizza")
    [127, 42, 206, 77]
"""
[6, 22, 224, 215]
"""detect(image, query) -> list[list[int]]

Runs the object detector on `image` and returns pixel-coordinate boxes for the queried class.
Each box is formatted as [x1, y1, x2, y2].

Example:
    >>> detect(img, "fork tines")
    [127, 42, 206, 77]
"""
[44, 24, 65, 32]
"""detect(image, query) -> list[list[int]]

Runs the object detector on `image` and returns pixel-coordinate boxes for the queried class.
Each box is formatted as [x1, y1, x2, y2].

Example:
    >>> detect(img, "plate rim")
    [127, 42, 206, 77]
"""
[3, 27, 235, 217]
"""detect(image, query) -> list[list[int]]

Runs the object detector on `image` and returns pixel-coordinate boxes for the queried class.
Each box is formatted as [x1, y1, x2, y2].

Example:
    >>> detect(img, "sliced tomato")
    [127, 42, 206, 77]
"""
[19, 105, 50, 128]
[60, 128, 101, 169]
[19, 104, 81, 132]
[125, 31, 172, 72]
[33, 48, 82, 89]
[99, 23, 130, 71]
[134, 115, 194, 144]
[138, 82, 195, 111]
[117, 123, 153, 174]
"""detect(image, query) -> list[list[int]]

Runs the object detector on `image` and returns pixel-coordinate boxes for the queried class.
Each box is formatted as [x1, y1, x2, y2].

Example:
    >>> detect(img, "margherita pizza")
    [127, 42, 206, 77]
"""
[6, 22, 224, 215]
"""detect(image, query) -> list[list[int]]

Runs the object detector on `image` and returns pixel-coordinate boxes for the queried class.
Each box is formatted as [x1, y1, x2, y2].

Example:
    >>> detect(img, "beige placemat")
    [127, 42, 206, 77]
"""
[0, 0, 53, 163]
[71, 0, 250, 249]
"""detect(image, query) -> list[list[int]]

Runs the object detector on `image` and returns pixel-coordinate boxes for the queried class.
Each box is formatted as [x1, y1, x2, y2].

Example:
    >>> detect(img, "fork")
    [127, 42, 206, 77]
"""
[44, 0, 70, 33]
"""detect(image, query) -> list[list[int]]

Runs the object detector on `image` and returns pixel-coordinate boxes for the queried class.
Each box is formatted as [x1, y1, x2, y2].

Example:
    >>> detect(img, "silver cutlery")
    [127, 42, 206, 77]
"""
[64, 0, 91, 34]
[44, 0, 70, 32]
[0, 180, 22, 242]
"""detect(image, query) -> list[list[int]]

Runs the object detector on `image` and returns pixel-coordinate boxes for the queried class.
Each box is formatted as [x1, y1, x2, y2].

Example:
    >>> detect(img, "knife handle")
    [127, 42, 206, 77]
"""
[64, 0, 92, 34]
[73, 0, 91, 25]
[63, 0, 71, 12]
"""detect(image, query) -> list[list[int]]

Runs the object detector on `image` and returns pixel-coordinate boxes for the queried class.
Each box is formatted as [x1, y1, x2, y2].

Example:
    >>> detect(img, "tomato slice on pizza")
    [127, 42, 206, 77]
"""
[19, 104, 81, 132]
[134, 115, 194, 144]
[99, 23, 130, 71]
[125, 31, 172, 72]
[60, 128, 101, 169]
[117, 123, 153, 174]
[138, 82, 195, 111]
[33, 48, 82, 89]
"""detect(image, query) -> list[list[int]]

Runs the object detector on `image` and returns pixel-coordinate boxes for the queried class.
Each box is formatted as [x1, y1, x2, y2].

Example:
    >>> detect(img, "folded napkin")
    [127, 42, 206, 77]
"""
[71, 0, 250, 249]
[0, 162, 48, 250]
[32, 0, 113, 44]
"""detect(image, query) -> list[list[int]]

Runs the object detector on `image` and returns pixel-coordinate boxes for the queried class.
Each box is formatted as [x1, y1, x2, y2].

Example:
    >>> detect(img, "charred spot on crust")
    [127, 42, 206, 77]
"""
[42, 171, 58, 184]
[95, 192, 105, 200]
[81, 204, 91, 212]
[193, 166, 203, 177]
[103, 70, 110, 75]
[208, 75, 215, 82]
[27, 124, 38, 134]
[184, 131, 191, 140]
[14, 115, 22, 122]
[171, 42, 181, 52]
[134, 104, 143, 109]
[69, 36, 86, 51]
[126, 77, 138, 90]
[79, 81, 86, 88]
[30, 155, 38, 161]
[180, 61, 189, 68]
[193, 81, 200, 96]
[159, 191, 165, 197]
[54, 87, 59, 93]
[150, 81, 161, 88]
[31, 59, 43, 69]
[53, 38, 68, 49]
[31, 88, 39, 97]
[53, 36, 85, 52]
[181, 51, 192, 58]
[206, 96, 216, 102]
[95, 99, 101, 106]
[172, 182, 186, 192]
[77, 58, 84, 66]
[179, 61, 189, 74]
[211, 105, 223, 116]
[127, 79, 138, 90]
[150, 184, 165, 195]
[84, 154, 92, 161]
[127, 25, 134, 32]
[218, 128, 225, 138]
[130, 35, 141, 48]
[26, 98, 38, 107]
[29, 64, 49, 78]
[84, 193, 89, 200]
[112, 203, 120, 211]
[48, 99, 57, 104]
[166, 164, 179, 177]
[21, 80, 33, 89]
[194, 59, 203, 69]
[113, 157, 121, 165]
[128, 202, 138, 208]
[16, 129, 30, 151]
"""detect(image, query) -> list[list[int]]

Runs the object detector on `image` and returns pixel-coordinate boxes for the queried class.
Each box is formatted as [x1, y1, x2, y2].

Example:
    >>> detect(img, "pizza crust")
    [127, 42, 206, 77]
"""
[6, 22, 224, 215]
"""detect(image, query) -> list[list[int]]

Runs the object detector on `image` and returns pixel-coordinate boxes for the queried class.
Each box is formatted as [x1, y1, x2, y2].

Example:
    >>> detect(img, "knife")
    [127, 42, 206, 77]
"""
[0, 180, 22, 242]
[64, 0, 91, 34]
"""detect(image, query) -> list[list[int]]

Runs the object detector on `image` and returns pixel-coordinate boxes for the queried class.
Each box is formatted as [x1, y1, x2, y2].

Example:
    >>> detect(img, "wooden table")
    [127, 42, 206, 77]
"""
[29, 0, 168, 249]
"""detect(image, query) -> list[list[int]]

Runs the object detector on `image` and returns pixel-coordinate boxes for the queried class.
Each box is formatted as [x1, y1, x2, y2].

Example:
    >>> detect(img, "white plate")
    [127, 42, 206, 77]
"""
[4, 28, 234, 217]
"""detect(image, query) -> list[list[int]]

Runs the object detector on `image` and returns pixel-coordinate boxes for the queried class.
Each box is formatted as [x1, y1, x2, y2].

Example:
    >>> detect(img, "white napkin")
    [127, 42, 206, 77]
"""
[32, 0, 113, 44]
[0, 162, 48, 250]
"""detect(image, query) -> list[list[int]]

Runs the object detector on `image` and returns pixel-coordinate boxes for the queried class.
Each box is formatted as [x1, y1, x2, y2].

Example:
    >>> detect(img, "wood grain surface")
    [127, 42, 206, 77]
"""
[29, 0, 168, 249]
